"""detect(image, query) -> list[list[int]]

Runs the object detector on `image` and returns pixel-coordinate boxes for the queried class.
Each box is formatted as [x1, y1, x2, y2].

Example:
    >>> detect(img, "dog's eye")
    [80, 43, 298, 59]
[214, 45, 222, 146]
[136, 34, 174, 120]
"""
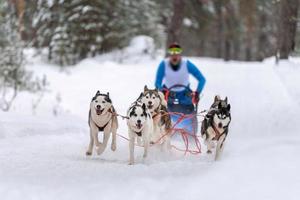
[102, 101, 106, 103]
[95, 100, 98, 103]
[146, 96, 149, 99]
[152, 96, 155, 99]
[141, 114, 144, 117]
[134, 114, 137, 117]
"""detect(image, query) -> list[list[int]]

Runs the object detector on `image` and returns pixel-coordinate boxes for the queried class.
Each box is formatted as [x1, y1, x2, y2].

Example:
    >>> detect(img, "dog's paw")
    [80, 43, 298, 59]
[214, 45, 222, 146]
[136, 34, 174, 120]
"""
[86, 151, 92, 156]
[111, 143, 116, 151]
[96, 147, 104, 155]
[207, 150, 212, 154]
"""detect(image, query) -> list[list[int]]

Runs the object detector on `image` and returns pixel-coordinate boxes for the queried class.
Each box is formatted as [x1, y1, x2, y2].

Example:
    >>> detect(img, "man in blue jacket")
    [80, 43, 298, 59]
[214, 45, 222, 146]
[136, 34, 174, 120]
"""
[155, 43, 206, 106]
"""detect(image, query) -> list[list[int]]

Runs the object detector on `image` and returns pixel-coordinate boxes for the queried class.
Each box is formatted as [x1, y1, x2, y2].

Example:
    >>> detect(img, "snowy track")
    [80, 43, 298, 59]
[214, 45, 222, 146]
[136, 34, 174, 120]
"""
[1, 54, 300, 200]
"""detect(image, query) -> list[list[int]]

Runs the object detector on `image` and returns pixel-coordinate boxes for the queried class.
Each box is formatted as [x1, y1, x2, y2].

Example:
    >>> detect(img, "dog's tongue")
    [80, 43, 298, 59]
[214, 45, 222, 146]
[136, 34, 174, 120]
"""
[136, 123, 142, 129]
[96, 109, 102, 115]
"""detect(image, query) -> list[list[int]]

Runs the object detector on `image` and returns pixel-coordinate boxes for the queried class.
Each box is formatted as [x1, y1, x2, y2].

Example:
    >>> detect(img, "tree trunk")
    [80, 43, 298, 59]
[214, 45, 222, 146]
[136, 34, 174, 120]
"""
[223, 0, 238, 61]
[240, 0, 256, 61]
[213, 0, 224, 58]
[257, 12, 268, 61]
[278, 0, 299, 59]
[166, 0, 185, 47]
[10, 0, 26, 39]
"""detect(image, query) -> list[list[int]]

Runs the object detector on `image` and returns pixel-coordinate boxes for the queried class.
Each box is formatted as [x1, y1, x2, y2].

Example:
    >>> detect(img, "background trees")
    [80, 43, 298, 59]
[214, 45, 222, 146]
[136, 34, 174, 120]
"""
[0, 0, 299, 65]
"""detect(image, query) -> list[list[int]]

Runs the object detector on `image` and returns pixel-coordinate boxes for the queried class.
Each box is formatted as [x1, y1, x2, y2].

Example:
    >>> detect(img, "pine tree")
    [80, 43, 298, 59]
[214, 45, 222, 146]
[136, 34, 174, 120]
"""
[33, 0, 162, 66]
[0, 1, 43, 111]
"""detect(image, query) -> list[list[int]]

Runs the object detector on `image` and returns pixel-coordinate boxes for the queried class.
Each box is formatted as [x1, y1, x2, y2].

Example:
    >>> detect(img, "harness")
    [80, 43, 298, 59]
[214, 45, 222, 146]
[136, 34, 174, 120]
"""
[135, 131, 142, 137]
[152, 111, 160, 119]
[98, 120, 110, 132]
[212, 123, 228, 140]
[97, 108, 115, 131]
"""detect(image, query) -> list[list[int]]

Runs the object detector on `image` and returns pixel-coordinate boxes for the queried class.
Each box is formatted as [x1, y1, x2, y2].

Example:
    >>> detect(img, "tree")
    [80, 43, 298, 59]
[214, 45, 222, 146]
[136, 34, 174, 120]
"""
[166, 0, 185, 47]
[0, 1, 44, 111]
[278, 0, 299, 59]
[33, 0, 162, 66]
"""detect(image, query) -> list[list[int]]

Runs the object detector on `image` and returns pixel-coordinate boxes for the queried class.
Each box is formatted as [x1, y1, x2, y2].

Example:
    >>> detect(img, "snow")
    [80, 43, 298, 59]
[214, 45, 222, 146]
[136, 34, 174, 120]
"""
[1, 41, 300, 199]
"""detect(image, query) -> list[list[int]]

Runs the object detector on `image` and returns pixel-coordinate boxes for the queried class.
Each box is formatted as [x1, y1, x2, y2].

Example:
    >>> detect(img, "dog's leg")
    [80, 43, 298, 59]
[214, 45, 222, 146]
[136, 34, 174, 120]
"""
[206, 139, 214, 154]
[164, 130, 172, 150]
[215, 134, 226, 161]
[143, 136, 149, 159]
[97, 129, 111, 155]
[89, 122, 101, 147]
[111, 119, 117, 151]
[205, 128, 216, 154]
[129, 133, 135, 165]
[86, 130, 94, 156]
[161, 130, 172, 152]
[137, 137, 142, 146]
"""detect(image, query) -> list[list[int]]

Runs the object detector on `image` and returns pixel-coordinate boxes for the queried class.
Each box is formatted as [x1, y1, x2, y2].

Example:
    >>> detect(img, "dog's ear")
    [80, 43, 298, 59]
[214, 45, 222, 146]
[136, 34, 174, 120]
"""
[144, 85, 148, 92]
[96, 90, 100, 96]
[107, 92, 110, 97]
[227, 104, 231, 111]
[214, 95, 220, 102]
[225, 97, 228, 103]
[138, 92, 143, 99]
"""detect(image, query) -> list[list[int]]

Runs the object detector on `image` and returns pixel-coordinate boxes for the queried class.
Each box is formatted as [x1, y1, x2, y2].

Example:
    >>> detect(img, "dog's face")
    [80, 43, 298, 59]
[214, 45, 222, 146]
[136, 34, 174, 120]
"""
[140, 85, 161, 113]
[213, 97, 231, 129]
[91, 91, 112, 115]
[128, 104, 149, 131]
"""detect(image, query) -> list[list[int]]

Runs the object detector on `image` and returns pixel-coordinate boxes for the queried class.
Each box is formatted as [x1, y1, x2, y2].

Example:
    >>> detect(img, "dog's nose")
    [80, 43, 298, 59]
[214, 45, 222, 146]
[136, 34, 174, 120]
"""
[148, 101, 152, 105]
[96, 105, 101, 109]
[137, 120, 141, 124]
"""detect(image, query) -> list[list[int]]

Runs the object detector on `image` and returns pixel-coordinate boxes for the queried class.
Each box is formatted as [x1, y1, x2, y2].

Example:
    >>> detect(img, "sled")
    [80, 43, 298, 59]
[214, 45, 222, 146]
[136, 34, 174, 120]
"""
[163, 84, 199, 138]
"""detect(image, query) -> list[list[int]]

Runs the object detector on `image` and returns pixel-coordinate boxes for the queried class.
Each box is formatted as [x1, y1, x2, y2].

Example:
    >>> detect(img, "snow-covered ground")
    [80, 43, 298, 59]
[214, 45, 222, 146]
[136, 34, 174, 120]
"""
[1, 41, 300, 200]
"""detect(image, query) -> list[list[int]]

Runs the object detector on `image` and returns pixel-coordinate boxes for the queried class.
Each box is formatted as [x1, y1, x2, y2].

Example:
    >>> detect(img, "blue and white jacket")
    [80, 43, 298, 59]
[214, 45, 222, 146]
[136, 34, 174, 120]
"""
[155, 58, 206, 93]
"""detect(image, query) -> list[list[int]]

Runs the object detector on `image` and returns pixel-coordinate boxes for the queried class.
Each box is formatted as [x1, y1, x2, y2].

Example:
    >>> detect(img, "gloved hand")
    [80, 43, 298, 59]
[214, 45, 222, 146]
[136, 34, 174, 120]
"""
[194, 91, 200, 103]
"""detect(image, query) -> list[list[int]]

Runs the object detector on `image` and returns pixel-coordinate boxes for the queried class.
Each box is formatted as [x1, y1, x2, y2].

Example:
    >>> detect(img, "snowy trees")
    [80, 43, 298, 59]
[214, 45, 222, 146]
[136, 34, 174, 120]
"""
[0, 2, 45, 111]
[1, 0, 300, 67]
[32, 0, 162, 66]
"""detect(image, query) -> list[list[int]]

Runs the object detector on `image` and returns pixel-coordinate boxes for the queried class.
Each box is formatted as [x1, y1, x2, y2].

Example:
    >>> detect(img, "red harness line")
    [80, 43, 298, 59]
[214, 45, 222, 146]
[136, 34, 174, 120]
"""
[116, 111, 205, 155]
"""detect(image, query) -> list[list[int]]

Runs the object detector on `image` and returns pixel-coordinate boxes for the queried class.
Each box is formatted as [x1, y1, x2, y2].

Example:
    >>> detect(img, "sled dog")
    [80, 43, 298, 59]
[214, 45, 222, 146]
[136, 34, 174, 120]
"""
[86, 91, 118, 156]
[127, 101, 153, 165]
[201, 95, 231, 160]
[139, 86, 172, 149]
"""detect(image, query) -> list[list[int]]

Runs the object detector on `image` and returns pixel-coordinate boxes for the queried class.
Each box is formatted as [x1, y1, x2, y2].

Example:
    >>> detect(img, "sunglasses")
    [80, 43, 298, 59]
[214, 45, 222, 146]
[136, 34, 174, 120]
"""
[168, 47, 182, 55]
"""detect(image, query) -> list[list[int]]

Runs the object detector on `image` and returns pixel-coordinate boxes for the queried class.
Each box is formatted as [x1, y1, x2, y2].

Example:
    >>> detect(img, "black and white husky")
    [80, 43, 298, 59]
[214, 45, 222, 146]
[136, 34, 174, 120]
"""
[139, 86, 172, 149]
[127, 102, 153, 165]
[86, 91, 118, 156]
[201, 95, 231, 160]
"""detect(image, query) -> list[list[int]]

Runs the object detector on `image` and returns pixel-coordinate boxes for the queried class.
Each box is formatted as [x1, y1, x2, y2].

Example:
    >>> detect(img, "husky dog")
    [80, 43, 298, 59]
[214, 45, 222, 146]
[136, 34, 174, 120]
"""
[139, 86, 172, 149]
[201, 95, 231, 160]
[127, 102, 153, 165]
[86, 91, 118, 156]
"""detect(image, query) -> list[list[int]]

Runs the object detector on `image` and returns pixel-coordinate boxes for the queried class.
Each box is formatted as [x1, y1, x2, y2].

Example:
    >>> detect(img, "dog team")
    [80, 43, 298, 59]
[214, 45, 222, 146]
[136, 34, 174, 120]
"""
[86, 85, 231, 164]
